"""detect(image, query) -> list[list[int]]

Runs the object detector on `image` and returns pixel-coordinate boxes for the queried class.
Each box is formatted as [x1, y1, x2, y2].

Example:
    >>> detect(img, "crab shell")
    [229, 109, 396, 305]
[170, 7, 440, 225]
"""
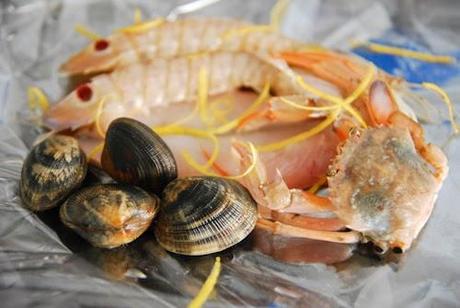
[328, 127, 444, 253]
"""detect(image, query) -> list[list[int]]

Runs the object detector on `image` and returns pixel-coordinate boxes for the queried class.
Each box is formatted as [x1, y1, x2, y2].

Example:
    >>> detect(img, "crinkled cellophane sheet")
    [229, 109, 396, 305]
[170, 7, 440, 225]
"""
[1, 0, 460, 307]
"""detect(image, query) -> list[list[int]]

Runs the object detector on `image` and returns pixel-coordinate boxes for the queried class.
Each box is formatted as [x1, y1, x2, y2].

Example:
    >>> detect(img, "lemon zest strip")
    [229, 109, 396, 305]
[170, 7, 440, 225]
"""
[183, 142, 258, 180]
[278, 97, 339, 111]
[94, 97, 107, 138]
[198, 67, 213, 126]
[221, 25, 274, 41]
[296, 76, 368, 128]
[256, 63, 374, 152]
[153, 126, 219, 170]
[212, 82, 270, 134]
[307, 177, 327, 194]
[256, 110, 339, 152]
[88, 142, 104, 161]
[118, 18, 165, 34]
[188, 257, 222, 308]
[422, 82, 460, 134]
[270, 0, 290, 30]
[208, 97, 234, 125]
[134, 8, 142, 24]
[75, 24, 101, 41]
[355, 42, 455, 64]
[27, 87, 49, 111]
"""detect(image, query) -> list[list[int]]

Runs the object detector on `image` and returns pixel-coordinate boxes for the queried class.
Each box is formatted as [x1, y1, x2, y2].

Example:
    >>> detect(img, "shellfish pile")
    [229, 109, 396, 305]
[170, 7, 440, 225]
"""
[20, 117, 257, 253]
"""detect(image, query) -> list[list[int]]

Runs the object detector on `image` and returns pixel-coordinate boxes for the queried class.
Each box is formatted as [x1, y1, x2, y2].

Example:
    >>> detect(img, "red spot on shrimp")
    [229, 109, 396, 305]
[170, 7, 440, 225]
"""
[94, 39, 109, 51]
[76, 84, 93, 102]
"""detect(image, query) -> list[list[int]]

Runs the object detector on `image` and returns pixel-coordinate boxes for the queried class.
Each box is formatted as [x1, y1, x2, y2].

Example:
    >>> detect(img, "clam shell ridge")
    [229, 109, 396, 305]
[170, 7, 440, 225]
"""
[154, 176, 258, 256]
[60, 184, 159, 249]
[20, 135, 87, 211]
[101, 117, 177, 194]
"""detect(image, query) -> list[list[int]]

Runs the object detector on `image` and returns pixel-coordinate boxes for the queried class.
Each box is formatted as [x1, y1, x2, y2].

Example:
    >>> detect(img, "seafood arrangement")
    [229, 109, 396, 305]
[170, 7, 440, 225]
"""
[20, 14, 450, 266]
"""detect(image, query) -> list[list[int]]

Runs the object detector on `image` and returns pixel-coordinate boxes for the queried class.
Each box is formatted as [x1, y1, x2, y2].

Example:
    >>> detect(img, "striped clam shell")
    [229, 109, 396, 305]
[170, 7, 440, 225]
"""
[101, 117, 177, 194]
[60, 184, 159, 248]
[154, 176, 257, 256]
[20, 135, 87, 211]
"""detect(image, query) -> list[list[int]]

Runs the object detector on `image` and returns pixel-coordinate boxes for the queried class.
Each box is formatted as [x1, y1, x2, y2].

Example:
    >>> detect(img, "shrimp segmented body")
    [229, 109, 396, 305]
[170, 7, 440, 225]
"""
[62, 17, 303, 75]
[45, 51, 316, 133]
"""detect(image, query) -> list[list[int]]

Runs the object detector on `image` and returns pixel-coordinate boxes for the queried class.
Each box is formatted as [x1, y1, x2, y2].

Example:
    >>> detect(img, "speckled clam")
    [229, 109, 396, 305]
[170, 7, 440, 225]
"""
[154, 176, 258, 256]
[20, 135, 87, 211]
[60, 184, 159, 248]
[101, 117, 177, 194]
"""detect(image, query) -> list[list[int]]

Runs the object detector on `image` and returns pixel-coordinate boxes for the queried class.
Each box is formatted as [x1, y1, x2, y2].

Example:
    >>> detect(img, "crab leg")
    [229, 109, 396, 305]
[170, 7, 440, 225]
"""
[259, 206, 345, 231]
[256, 219, 361, 244]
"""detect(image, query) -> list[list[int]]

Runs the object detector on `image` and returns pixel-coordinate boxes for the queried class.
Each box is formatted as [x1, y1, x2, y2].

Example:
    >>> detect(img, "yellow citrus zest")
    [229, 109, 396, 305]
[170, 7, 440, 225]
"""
[221, 25, 274, 41]
[88, 142, 104, 161]
[296, 76, 368, 128]
[153, 125, 219, 170]
[256, 110, 339, 152]
[354, 41, 455, 64]
[134, 8, 142, 24]
[270, 0, 290, 30]
[183, 142, 258, 180]
[212, 82, 270, 134]
[422, 82, 460, 134]
[27, 87, 49, 112]
[94, 97, 107, 138]
[208, 96, 235, 125]
[278, 96, 339, 111]
[307, 177, 327, 193]
[188, 257, 222, 308]
[75, 24, 101, 41]
[198, 67, 213, 126]
[118, 18, 164, 34]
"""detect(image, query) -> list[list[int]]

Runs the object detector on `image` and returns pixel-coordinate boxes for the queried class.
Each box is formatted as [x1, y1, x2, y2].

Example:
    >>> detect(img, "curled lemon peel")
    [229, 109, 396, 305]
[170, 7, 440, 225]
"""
[307, 177, 327, 194]
[88, 142, 104, 161]
[75, 24, 101, 41]
[27, 87, 49, 112]
[212, 82, 270, 134]
[252, 61, 374, 152]
[296, 76, 368, 128]
[198, 67, 213, 126]
[118, 18, 165, 34]
[134, 8, 142, 24]
[153, 125, 220, 170]
[94, 97, 107, 138]
[208, 97, 235, 125]
[270, 0, 289, 30]
[353, 41, 455, 64]
[256, 110, 339, 152]
[183, 142, 258, 180]
[278, 97, 339, 111]
[188, 257, 222, 308]
[422, 82, 460, 134]
[221, 25, 274, 41]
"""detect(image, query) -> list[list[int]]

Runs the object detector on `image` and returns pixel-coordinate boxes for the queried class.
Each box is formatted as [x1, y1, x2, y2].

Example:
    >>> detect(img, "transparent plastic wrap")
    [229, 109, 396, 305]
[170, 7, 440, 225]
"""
[1, 0, 460, 307]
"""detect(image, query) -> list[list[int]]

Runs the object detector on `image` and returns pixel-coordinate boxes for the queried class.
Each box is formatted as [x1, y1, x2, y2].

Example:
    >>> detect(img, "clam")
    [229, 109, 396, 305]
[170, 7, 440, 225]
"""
[60, 184, 159, 248]
[101, 117, 177, 194]
[154, 176, 257, 256]
[20, 135, 87, 211]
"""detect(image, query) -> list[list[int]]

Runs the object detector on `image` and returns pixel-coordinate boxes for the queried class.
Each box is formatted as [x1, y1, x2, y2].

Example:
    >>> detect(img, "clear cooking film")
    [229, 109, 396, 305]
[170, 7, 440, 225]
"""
[0, 0, 459, 307]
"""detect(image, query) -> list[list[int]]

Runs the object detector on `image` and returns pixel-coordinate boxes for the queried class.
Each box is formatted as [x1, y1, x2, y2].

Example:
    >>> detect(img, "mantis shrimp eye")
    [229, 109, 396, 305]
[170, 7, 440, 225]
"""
[76, 84, 93, 102]
[94, 39, 109, 51]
